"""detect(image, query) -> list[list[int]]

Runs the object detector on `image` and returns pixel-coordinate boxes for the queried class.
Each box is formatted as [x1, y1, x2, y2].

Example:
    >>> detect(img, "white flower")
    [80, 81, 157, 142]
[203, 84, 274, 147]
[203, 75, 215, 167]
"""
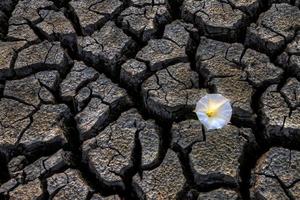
[195, 94, 232, 130]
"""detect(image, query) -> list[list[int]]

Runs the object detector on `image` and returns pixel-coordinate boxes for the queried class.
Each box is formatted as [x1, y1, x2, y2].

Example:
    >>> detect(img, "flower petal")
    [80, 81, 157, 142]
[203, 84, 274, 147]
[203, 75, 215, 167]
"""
[207, 94, 229, 110]
[215, 100, 232, 124]
[196, 112, 210, 128]
[195, 95, 210, 112]
[206, 117, 228, 130]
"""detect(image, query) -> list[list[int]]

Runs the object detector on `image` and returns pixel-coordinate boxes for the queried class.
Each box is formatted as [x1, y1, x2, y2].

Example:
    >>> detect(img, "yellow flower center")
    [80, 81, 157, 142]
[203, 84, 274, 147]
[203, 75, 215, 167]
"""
[206, 108, 217, 117]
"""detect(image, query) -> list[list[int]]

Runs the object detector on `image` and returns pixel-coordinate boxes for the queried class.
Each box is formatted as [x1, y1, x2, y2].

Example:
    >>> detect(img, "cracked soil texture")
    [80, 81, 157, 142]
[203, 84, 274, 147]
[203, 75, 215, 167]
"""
[0, 0, 300, 199]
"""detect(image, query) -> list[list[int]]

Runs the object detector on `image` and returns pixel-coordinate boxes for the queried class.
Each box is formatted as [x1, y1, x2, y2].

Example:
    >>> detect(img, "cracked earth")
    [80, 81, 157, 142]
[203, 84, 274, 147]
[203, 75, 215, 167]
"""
[0, 0, 299, 199]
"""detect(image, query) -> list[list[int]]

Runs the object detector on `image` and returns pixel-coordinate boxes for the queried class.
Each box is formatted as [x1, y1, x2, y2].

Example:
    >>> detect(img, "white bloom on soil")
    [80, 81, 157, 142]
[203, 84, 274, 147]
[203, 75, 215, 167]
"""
[195, 94, 232, 130]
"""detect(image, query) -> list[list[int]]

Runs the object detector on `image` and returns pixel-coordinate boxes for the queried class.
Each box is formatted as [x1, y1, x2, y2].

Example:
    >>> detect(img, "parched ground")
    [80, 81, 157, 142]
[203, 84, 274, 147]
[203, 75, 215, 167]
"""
[0, 0, 300, 199]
